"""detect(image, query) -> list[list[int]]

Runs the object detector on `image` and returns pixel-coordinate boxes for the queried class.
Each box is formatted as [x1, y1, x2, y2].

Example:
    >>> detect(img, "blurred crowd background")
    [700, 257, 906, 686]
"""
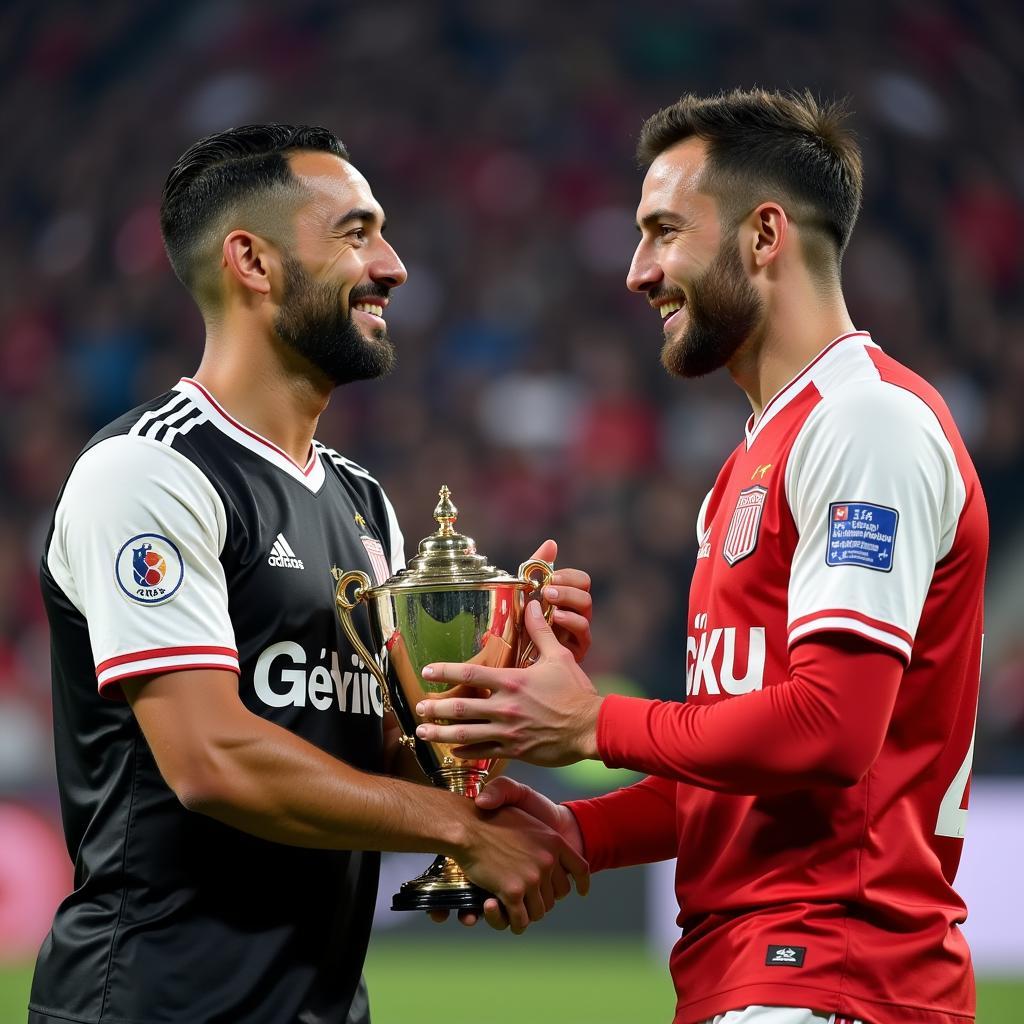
[1, 0, 1023, 954]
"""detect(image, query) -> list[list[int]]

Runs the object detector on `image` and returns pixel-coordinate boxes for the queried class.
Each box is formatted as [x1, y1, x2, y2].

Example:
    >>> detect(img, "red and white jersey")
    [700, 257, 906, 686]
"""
[569, 332, 987, 1024]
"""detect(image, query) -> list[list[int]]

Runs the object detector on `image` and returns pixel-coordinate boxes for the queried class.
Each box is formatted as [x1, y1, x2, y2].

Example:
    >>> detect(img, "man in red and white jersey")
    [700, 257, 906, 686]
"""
[416, 89, 987, 1024]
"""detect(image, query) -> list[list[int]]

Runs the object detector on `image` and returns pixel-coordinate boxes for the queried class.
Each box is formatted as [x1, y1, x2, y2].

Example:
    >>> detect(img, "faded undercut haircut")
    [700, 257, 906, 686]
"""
[637, 89, 863, 280]
[160, 124, 349, 312]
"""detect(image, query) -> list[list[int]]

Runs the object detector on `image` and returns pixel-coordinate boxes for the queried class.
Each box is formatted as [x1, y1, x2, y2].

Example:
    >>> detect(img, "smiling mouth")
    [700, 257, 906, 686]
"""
[654, 295, 686, 327]
[352, 300, 387, 320]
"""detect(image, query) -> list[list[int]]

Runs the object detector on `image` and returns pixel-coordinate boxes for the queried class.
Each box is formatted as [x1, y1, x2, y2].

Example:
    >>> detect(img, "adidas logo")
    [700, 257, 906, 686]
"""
[268, 533, 304, 570]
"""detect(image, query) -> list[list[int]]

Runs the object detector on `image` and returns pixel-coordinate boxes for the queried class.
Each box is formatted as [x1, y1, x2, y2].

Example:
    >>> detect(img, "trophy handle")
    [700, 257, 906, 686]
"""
[516, 558, 555, 668]
[333, 569, 398, 722]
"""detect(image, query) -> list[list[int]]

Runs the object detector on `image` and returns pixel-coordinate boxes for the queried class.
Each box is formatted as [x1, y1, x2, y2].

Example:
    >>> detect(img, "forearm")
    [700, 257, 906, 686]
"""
[599, 636, 904, 795]
[128, 670, 589, 932]
[179, 711, 471, 856]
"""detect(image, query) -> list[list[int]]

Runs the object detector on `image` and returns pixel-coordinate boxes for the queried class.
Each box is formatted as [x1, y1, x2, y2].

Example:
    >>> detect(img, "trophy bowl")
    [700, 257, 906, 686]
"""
[334, 485, 552, 912]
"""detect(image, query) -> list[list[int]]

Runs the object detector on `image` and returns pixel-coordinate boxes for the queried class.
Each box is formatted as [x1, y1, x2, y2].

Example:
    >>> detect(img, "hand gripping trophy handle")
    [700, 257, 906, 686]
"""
[515, 557, 556, 667]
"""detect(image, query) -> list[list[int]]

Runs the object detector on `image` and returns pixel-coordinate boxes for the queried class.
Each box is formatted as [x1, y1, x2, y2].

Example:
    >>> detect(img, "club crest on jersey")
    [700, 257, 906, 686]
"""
[115, 533, 184, 604]
[722, 485, 767, 566]
[360, 536, 391, 585]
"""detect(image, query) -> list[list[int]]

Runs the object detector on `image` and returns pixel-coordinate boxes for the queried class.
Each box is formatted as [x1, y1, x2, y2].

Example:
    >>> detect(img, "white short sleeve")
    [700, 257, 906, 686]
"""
[381, 490, 406, 573]
[784, 382, 965, 662]
[47, 434, 238, 696]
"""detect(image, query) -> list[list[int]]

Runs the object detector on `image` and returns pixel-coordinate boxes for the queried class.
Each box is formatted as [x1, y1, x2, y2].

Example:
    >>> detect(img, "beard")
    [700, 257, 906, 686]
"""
[273, 255, 396, 386]
[660, 235, 764, 379]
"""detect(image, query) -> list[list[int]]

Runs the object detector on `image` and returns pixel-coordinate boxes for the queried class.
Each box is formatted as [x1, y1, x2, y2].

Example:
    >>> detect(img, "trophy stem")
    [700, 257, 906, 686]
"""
[434, 768, 489, 798]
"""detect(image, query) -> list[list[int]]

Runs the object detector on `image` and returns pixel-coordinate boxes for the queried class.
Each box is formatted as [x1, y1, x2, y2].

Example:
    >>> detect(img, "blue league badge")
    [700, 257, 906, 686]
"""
[115, 533, 185, 604]
[826, 502, 898, 571]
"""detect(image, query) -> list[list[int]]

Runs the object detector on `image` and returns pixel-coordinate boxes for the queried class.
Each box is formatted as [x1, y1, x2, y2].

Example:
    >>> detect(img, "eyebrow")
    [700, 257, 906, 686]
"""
[331, 207, 386, 232]
[637, 209, 689, 233]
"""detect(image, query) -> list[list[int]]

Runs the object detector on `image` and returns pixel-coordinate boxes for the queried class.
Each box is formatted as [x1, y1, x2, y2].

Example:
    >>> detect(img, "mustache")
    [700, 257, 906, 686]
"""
[348, 282, 391, 305]
[648, 285, 687, 305]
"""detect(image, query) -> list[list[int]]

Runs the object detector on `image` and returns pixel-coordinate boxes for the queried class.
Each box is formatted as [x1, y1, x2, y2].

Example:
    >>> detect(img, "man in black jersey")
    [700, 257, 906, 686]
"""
[30, 124, 591, 1024]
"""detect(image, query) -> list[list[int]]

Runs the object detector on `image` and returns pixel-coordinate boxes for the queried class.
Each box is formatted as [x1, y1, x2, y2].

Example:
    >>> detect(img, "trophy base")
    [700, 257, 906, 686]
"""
[391, 854, 494, 912]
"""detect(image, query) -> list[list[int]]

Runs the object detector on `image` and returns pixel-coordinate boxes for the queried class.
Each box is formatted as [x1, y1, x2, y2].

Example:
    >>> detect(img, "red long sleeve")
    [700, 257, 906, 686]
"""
[597, 634, 904, 796]
[565, 773, 677, 872]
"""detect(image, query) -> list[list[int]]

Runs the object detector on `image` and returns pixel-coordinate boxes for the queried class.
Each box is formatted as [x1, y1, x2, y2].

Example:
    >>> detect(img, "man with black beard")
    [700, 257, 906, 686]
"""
[274, 252, 396, 385]
[416, 92, 986, 1024]
[29, 125, 592, 1024]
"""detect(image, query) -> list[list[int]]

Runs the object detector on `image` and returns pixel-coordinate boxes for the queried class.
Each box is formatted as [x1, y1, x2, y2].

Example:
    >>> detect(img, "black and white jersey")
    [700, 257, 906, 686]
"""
[30, 377, 405, 1024]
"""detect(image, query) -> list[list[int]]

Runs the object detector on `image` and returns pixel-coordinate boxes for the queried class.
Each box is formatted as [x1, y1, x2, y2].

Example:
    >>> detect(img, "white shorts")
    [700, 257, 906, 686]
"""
[700, 1008, 865, 1024]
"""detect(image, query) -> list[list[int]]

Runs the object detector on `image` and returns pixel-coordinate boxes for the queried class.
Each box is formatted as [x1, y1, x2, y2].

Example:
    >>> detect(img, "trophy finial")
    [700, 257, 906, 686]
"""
[434, 485, 458, 537]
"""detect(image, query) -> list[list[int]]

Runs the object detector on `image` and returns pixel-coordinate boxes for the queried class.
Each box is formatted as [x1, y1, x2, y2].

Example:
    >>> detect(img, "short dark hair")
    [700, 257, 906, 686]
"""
[160, 124, 349, 308]
[637, 89, 863, 274]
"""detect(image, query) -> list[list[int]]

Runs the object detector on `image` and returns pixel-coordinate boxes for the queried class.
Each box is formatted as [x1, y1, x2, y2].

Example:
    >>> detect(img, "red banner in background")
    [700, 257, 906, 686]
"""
[0, 803, 72, 962]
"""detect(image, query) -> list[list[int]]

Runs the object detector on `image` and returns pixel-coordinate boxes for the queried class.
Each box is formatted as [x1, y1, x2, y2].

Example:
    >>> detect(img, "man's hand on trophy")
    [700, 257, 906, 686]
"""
[526, 539, 592, 664]
[416, 600, 603, 766]
[428, 778, 586, 929]
[453, 801, 589, 935]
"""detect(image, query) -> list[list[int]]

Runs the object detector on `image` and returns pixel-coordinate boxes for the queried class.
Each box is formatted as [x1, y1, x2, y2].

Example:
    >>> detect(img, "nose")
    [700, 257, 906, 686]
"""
[626, 239, 661, 294]
[370, 237, 408, 289]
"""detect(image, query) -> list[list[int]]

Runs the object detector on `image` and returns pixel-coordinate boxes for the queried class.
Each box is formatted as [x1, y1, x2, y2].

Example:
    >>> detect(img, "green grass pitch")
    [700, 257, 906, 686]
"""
[2, 940, 1021, 1022]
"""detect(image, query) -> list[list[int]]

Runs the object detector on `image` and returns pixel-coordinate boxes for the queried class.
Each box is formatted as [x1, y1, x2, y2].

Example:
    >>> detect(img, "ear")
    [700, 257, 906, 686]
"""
[749, 202, 788, 269]
[222, 230, 274, 297]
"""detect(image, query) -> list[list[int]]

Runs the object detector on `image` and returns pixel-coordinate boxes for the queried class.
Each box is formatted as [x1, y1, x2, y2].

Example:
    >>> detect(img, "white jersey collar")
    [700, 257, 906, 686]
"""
[744, 331, 876, 448]
[174, 378, 326, 493]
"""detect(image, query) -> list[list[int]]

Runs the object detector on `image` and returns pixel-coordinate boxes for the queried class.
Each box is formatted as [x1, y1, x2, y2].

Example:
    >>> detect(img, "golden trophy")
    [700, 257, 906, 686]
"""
[333, 485, 553, 912]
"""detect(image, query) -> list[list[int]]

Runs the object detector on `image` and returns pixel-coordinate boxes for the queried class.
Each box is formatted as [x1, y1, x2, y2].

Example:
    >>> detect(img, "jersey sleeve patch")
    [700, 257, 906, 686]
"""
[825, 502, 898, 572]
[115, 533, 185, 604]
